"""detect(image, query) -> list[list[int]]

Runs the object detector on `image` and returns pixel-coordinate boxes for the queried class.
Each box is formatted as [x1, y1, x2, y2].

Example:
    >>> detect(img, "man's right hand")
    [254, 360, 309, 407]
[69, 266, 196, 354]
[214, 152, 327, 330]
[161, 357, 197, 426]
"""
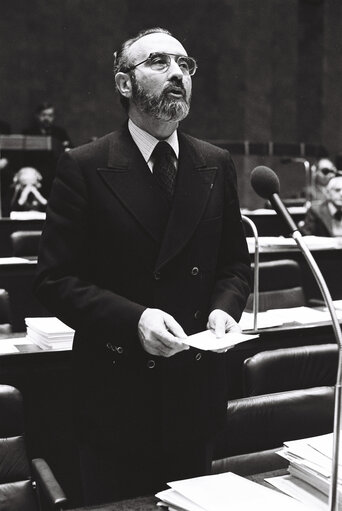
[138, 308, 189, 357]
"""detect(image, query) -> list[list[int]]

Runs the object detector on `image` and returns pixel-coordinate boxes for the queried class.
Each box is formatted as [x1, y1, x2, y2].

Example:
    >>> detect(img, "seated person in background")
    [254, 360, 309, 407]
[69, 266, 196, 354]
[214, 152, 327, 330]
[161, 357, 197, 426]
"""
[10, 167, 47, 212]
[23, 102, 72, 149]
[301, 174, 342, 237]
[308, 157, 337, 203]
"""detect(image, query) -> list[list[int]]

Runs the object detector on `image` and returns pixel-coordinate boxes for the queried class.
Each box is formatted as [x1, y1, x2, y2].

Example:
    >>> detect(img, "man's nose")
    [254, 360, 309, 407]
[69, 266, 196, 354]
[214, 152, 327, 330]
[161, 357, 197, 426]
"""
[168, 58, 184, 79]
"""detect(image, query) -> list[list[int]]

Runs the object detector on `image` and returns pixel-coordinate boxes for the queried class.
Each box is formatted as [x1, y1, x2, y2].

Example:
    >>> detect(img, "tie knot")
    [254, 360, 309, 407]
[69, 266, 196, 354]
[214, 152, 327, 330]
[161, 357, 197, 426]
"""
[152, 141, 175, 160]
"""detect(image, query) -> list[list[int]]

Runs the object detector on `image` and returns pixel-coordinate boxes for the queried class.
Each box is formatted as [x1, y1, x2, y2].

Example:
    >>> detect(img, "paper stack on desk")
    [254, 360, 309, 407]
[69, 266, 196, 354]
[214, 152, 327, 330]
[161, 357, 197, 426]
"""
[25, 317, 74, 350]
[266, 433, 342, 510]
[156, 472, 309, 510]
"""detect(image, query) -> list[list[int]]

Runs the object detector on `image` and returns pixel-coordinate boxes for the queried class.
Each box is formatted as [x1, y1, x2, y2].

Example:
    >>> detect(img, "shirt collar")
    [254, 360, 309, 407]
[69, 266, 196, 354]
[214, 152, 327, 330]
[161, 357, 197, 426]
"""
[128, 118, 179, 164]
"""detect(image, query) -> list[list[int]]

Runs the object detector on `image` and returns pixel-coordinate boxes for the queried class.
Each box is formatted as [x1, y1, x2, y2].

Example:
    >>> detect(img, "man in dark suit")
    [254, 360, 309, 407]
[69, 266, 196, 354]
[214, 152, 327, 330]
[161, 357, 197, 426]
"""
[301, 175, 342, 236]
[24, 102, 72, 148]
[35, 27, 251, 505]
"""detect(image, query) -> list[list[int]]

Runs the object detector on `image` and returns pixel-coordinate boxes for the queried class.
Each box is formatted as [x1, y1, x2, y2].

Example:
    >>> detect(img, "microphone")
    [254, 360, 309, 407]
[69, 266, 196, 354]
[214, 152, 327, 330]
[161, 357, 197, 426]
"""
[251, 166, 298, 234]
[250, 165, 342, 511]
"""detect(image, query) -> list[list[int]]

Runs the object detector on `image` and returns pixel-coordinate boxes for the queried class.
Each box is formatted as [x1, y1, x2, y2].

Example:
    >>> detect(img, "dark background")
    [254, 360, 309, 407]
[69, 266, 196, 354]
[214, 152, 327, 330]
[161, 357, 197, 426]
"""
[1, 0, 342, 207]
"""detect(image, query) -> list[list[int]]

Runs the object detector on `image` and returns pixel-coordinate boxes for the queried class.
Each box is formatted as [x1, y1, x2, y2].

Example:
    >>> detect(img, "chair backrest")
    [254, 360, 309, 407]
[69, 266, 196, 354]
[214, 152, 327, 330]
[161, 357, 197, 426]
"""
[0, 288, 11, 325]
[243, 344, 338, 396]
[10, 231, 42, 257]
[245, 258, 306, 311]
[0, 384, 38, 511]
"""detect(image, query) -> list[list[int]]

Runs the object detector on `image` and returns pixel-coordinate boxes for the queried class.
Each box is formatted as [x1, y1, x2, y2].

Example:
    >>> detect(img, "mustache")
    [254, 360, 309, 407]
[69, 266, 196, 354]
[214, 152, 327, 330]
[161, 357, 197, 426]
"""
[162, 80, 186, 98]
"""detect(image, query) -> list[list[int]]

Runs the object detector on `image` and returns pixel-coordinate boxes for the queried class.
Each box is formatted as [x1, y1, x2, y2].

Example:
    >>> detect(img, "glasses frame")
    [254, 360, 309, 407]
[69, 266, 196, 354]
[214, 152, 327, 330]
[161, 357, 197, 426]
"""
[124, 52, 198, 76]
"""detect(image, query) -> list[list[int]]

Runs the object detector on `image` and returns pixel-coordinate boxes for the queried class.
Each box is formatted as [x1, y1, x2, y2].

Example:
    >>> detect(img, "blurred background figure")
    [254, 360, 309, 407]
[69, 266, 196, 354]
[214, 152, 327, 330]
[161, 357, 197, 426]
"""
[301, 174, 342, 237]
[23, 102, 72, 150]
[10, 166, 47, 212]
[308, 157, 337, 203]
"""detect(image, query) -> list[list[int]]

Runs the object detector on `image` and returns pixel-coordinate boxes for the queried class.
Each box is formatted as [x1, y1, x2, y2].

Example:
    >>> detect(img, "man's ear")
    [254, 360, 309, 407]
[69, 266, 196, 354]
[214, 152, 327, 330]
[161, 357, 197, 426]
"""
[115, 72, 132, 99]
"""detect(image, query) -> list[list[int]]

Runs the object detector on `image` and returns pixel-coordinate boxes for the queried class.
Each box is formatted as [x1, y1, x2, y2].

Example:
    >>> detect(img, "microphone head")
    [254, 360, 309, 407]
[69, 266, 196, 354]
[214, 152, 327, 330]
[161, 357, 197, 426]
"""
[250, 166, 280, 199]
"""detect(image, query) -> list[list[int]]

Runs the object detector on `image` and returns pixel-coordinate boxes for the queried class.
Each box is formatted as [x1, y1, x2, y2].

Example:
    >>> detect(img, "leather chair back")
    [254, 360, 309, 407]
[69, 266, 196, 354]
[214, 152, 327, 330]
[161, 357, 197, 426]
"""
[0, 289, 11, 325]
[0, 385, 38, 511]
[10, 231, 42, 258]
[243, 344, 338, 396]
[245, 258, 306, 311]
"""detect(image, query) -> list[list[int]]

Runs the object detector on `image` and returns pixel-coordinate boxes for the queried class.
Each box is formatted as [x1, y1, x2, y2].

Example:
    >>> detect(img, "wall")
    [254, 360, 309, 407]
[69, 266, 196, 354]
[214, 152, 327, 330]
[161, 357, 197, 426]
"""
[1, 0, 342, 204]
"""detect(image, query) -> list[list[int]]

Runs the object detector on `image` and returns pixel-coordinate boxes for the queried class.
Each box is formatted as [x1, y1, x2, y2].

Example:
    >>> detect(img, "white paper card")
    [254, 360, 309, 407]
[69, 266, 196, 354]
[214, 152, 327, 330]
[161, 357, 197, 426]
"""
[185, 330, 258, 351]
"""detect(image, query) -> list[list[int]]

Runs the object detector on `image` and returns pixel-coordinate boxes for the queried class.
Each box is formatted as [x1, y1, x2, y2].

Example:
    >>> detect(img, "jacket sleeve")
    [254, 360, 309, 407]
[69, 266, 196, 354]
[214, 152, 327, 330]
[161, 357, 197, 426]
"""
[209, 152, 252, 321]
[34, 151, 146, 341]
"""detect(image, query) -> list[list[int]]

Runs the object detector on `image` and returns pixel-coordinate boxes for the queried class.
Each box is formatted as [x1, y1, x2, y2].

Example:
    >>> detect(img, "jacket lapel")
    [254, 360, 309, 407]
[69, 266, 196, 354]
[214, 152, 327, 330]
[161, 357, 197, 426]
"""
[97, 126, 170, 242]
[319, 202, 334, 235]
[155, 133, 217, 271]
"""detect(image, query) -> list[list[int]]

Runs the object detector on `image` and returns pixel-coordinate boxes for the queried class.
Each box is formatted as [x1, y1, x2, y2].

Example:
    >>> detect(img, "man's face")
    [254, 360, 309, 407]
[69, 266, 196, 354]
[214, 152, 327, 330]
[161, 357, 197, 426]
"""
[315, 158, 337, 186]
[326, 177, 342, 208]
[37, 107, 55, 128]
[126, 33, 192, 122]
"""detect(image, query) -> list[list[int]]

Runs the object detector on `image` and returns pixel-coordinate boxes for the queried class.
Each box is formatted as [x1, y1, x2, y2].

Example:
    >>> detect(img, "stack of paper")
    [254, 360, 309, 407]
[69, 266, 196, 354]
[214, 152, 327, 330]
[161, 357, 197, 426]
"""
[267, 433, 342, 510]
[25, 317, 74, 350]
[156, 472, 309, 510]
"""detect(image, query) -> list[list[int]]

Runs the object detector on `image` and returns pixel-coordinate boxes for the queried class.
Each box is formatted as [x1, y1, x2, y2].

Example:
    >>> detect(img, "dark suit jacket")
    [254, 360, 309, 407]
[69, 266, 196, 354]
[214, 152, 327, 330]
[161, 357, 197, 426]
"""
[35, 124, 251, 453]
[301, 201, 334, 236]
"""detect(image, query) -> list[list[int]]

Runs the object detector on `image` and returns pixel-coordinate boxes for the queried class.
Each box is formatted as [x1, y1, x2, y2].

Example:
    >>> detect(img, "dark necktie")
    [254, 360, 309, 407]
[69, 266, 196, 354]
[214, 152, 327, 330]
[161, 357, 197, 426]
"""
[334, 209, 342, 221]
[152, 141, 177, 200]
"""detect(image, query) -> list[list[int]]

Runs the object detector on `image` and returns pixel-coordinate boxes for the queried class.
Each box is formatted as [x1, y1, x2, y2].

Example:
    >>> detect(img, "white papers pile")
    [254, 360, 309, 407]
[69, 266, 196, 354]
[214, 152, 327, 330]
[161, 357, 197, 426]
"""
[25, 317, 74, 350]
[156, 472, 309, 510]
[267, 433, 342, 510]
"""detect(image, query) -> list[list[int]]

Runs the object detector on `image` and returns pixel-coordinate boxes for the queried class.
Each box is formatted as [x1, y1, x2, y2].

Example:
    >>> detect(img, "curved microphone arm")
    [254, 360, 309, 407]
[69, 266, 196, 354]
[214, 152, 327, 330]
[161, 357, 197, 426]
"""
[292, 230, 342, 511]
[241, 215, 259, 332]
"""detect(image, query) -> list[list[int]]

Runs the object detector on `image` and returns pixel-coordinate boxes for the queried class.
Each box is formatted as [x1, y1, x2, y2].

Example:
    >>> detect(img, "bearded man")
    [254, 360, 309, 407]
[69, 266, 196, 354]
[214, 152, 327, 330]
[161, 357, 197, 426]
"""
[35, 28, 251, 505]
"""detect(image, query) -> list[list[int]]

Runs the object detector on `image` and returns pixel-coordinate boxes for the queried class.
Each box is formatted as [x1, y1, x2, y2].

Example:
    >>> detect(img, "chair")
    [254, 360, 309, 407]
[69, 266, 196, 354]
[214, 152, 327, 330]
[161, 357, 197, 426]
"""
[212, 344, 336, 476]
[0, 288, 11, 333]
[0, 384, 67, 510]
[10, 231, 42, 258]
[245, 259, 306, 312]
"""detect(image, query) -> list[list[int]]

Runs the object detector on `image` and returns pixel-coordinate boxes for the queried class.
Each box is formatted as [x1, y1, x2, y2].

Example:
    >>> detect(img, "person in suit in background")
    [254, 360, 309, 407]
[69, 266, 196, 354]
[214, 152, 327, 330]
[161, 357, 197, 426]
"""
[301, 174, 342, 236]
[34, 27, 251, 505]
[23, 102, 72, 149]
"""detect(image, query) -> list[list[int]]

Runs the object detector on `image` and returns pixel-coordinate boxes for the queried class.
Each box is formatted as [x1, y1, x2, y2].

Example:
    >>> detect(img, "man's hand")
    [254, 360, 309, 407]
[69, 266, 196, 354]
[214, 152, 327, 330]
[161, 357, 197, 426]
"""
[138, 308, 189, 357]
[207, 309, 241, 352]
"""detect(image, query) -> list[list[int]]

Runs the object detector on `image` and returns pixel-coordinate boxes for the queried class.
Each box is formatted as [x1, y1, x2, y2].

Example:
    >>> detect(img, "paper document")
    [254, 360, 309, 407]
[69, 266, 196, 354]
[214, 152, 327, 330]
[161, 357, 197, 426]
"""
[239, 310, 285, 330]
[0, 257, 32, 265]
[156, 472, 309, 511]
[185, 330, 258, 351]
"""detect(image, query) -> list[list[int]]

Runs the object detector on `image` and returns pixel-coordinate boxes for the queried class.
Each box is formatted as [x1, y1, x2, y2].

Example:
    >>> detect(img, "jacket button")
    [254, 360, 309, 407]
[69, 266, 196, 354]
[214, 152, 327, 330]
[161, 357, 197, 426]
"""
[147, 359, 156, 369]
[195, 353, 202, 361]
[194, 310, 201, 320]
[153, 271, 161, 281]
[191, 266, 200, 276]
[116, 346, 124, 354]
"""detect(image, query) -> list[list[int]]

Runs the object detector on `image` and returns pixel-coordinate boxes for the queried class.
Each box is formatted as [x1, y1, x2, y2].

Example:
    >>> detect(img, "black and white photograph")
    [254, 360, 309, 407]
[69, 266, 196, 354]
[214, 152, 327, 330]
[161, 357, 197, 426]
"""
[1, 1, 342, 510]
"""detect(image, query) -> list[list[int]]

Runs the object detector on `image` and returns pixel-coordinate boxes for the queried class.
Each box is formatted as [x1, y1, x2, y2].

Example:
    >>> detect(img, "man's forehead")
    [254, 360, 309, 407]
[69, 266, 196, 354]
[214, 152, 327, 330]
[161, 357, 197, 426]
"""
[128, 33, 187, 62]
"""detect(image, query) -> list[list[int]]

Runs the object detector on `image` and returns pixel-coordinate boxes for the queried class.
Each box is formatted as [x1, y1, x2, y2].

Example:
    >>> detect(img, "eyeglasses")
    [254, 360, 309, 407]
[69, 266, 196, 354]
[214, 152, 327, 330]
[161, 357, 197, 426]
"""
[125, 52, 198, 76]
[320, 167, 337, 176]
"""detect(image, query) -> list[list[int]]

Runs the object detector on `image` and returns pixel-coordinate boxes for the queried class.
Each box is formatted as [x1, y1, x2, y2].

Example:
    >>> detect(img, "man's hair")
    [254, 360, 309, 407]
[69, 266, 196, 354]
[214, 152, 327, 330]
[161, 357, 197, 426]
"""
[113, 27, 173, 111]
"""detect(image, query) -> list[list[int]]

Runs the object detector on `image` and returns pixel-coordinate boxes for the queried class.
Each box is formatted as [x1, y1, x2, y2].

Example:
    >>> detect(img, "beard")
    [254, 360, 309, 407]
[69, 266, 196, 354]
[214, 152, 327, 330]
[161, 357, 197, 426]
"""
[130, 73, 191, 122]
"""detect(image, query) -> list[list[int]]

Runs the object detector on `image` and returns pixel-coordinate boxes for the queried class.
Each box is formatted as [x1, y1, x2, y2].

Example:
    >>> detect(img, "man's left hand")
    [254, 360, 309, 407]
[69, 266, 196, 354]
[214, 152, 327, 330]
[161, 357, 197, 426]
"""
[207, 309, 241, 353]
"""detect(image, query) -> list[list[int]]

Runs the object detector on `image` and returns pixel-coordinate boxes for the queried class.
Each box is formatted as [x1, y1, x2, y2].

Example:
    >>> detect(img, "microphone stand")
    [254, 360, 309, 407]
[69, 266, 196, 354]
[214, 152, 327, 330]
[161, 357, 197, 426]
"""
[241, 215, 259, 332]
[291, 230, 342, 511]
